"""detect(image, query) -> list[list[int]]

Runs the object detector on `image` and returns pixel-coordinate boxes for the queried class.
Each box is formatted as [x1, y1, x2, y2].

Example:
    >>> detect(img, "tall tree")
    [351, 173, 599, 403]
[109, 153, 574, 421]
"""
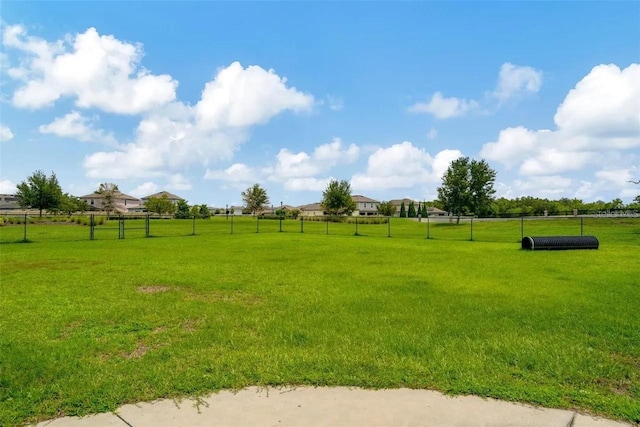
[437, 157, 497, 223]
[16, 170, 63, 217]
[469, 159, 497, 217]
[242, 184, 270, 216]
[377, 201, 397, 217]
[408, 201, 417, 218]
[321, 179, 355, 216]
[96, 183, 120, 216]
[144, 194, 176, 217]
[399, 201, 406, 218]
[174, 199, 191, 219]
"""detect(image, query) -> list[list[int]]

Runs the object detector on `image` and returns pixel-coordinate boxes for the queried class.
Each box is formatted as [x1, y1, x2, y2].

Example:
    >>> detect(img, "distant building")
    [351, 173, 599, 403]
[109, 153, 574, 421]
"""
[352, 195, 379, 216]
[78, 191, 141, 213]
[298, 202, 325, 216]
[0, 194, 20, 210]
[140, 191, 184, 203]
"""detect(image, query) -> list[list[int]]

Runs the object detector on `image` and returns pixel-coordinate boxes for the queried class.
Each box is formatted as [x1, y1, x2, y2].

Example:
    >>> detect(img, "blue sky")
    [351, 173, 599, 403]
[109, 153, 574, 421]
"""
[1, 1, 639, 208]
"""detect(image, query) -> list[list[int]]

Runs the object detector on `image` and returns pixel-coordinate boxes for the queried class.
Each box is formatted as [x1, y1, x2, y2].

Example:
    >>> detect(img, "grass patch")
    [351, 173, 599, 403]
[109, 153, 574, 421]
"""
[0, 219, 639, 425]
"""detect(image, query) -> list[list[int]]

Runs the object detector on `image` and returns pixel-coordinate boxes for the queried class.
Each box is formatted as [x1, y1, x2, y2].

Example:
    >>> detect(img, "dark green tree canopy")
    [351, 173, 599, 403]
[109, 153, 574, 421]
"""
[242, 184, 270, 215]
[174, 199, 191, 219]
[399, 201, 406, 218]
[321, 179, 355, 216]
[377, 201, 397, 217]
[437, 157, 496, 223]
[144, 194, 176, 216]
[408, 201, 417, 218]
[16, 170, 63, 217]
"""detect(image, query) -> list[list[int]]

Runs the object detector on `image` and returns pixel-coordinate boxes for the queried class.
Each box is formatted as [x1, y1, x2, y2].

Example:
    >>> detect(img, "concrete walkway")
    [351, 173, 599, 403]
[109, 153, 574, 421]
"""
[34, 387, 633, 427]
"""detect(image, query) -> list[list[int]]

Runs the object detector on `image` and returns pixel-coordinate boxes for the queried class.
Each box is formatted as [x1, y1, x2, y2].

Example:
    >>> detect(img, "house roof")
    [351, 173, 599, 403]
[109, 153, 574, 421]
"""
[298, 202, 323, 211]
[390, 198, 415, 206]
[141, 191, 184, 201]
[79, 191, 140, 201]
[352, 195, 379, 203]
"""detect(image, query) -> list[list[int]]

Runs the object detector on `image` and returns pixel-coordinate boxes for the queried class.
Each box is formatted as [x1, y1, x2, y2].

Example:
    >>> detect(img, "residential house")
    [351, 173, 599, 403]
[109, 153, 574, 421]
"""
[141, 191, 184, 203]
[79, 191, 142, 213]
[352, 195, 379, 216]
[389, 199, 448, 217]
[0, 194, 20, 211]
[298, 202, 325, 216]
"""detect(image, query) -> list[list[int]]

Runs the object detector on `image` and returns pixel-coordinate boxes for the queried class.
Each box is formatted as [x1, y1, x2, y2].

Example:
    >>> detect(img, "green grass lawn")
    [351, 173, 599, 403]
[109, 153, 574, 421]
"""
[1, 218, 639, 425]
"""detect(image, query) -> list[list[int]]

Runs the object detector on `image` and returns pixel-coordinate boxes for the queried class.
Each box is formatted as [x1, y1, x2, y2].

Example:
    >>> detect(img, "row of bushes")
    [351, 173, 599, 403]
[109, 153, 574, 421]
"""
[1, 216, 106, 226]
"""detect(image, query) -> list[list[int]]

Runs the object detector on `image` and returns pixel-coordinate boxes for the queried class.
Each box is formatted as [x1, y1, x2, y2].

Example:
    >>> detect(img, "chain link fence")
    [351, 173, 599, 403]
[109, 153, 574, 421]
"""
[1, 212, 639, 245]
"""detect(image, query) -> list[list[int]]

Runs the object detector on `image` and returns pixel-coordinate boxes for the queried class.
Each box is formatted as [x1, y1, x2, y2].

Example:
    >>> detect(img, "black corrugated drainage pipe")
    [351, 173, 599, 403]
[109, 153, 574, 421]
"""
[521, 236, 599, 250]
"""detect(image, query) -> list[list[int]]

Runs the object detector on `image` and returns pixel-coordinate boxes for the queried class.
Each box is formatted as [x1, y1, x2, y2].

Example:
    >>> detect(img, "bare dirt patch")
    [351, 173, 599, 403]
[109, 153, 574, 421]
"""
[137, 285, 171, 294]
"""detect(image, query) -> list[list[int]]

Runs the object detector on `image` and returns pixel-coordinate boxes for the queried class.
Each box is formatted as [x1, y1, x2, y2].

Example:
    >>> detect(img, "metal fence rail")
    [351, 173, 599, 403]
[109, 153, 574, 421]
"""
[1, 213, 638, 245]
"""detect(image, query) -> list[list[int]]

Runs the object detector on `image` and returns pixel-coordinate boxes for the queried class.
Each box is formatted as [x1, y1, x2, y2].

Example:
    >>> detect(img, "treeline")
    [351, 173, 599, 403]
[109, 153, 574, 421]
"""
[425, 196, 640, 217]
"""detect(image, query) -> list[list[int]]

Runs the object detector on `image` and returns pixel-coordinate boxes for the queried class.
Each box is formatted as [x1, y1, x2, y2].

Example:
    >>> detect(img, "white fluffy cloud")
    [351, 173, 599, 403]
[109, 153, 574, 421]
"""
[409, 62, 542, 119]
[480, 63, 640, 199]
[39, 111, 116, 145]
[129, 182, 159, 198]
[195, 61, 314, 130]
[408, 92, 478, 119]
[205, 138, 359, 192]
[0, 179, 18, 193]
[3, 25, 177, 113]
[83, 61, 313, 179]
[492, 63, 543, 104]
[0, 124, 14, 142]
[204, 163, 259, 188]
[351, 142, 462, 190]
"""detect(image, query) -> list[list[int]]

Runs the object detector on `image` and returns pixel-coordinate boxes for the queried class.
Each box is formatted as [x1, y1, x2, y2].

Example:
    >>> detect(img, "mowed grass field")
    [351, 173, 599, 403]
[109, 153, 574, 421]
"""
[1, 217, 639, 425]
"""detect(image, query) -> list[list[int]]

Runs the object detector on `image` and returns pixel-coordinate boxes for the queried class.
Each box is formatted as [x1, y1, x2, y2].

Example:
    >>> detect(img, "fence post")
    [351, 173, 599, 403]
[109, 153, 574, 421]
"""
[580, 216, 584, 236]
[256, 216, 259, 233]
[326, 216, 329, 235]
[300, 216, 304, 233]
[90, 214, 95, 240]
[521, 217, 524, 240]
[426, 216, 430, 239]
[387, 216, 391, 238]
[192, 214, 196, 235]
[145, 214, 150, 237]
[119, 216, 124, 239]
[355, 216, 359, 236]
[23, 213, 27, 242]
[231, 214, 234, 234]
[470, 218, 473, 241]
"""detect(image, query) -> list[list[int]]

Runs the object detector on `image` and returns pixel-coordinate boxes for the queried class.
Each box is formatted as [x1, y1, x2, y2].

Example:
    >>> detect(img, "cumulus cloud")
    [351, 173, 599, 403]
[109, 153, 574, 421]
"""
[0, 179, 18, 193]
[204, 163, 260, 188]
[351, 141, 462, 190]
[408, 92, 478, 119]
[0, 124, 14, 142]
[3, 25, 177, 113]
[82, 61, 313, 179]
[480, 63, 640, 199]
[195, 61, 314, 130]
[129, 182, 159, 198]
[492, 63, 543, 104]
[326, 95, 344, 111]
[204, 138, 359, 192]
[38, 111, 116, 145]
[409, 62, 542, 119]
[167, 173, 191, 191]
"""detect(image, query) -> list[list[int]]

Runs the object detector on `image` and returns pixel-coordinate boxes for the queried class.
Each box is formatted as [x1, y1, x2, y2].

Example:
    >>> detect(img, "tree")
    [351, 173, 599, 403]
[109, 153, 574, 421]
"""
[58, 193, 82, 216]
[144, 194, 176, 217]
[321, 179, 356, 216]
[399, 201, 406, 218]
[16, 170, 63, 217]
[242, 184, 269, 216]
[408, 201, 417, 218]
[469, 159, 497, 217]
[97, 183, 119, 216]
[174, 199, 191, 219]
[438, 157, 495, 223]
[199, 204, 211, 219]
[377, 201, 397, 217]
